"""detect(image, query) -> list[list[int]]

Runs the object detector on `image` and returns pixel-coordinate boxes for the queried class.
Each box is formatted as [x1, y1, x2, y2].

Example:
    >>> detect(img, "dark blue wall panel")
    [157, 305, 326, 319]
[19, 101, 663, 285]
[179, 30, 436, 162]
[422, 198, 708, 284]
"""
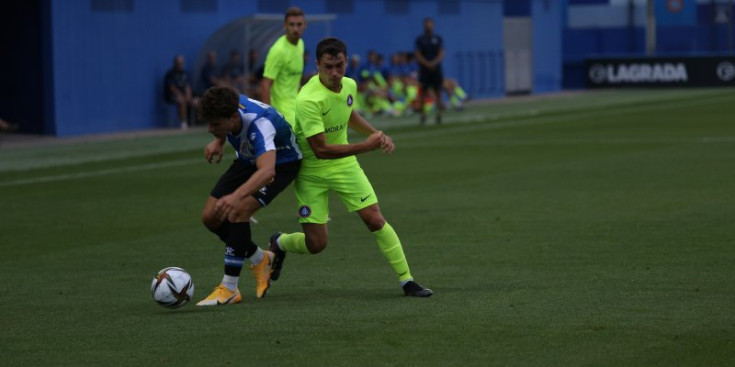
[532, 0, 562, 93]
[49, 0, 255, 136]
[35, 0, 567, 136]
[562, 27, 646, 89]
[43, 0, 513, 136]
[504, 0, 530, 17]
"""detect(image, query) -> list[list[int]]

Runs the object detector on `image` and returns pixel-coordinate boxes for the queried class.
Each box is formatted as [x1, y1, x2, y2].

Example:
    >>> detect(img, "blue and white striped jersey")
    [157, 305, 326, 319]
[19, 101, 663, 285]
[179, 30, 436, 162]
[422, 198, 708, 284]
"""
[226, 95, 302, 165]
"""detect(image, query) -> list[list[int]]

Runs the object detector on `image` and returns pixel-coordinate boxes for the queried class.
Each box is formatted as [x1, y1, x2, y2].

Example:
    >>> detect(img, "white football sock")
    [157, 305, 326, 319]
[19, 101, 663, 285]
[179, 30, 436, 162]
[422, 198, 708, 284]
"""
[248, 247, 264, 265]
[221, 275, 239, 291]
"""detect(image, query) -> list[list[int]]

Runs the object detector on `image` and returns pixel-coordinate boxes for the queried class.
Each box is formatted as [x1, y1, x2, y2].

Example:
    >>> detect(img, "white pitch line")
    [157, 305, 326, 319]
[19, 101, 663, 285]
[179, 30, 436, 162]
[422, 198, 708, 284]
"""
[392, 93, 735, 142]
[3, 92, 732, 187]
[0, 158, 200, 187]
[396, 136, 735, 148]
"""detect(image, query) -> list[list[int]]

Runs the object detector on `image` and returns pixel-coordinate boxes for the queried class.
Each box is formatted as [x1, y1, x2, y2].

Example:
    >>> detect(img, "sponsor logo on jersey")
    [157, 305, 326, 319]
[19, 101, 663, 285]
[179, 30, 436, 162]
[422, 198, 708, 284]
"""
[325, 124, 345, 133]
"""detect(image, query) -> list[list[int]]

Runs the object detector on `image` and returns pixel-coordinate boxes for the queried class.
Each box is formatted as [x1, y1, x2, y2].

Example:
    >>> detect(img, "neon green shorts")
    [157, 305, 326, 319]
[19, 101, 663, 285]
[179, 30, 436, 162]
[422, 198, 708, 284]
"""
[294, 162, 378, 224]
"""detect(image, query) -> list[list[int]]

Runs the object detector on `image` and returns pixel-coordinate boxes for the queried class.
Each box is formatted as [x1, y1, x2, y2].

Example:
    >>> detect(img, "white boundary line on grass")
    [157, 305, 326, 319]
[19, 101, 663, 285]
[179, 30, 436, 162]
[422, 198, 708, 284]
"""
[396, 136, 735, 148]
[2, 92, 732, 188]
[392, 92, 735, 141]
[0, 158, 199, 188]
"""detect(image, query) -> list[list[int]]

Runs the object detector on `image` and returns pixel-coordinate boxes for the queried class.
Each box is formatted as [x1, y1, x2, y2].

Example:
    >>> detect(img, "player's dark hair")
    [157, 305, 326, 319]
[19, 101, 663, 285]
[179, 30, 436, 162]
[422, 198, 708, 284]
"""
[198, 86, 239, 122]
[316, 38, 347, 60]
[284, 6, 304, 21]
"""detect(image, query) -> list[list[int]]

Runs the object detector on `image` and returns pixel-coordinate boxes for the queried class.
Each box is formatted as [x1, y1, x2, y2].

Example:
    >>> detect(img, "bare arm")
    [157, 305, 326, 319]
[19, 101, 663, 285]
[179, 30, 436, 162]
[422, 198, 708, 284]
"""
[260, 78, 274, 104]
[349, 110, 395, 154]
[347, 109, 378, 135]
[306, 131, 384, 159]
[213, 150, 276, 220]
[306, 110, 394, 159]
[204, 138, 225, 163]
[232, 150, 276, 199]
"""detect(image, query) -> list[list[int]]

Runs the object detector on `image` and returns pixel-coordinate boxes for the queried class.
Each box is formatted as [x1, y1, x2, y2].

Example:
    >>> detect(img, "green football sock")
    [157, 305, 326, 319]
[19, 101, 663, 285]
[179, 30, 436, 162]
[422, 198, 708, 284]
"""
[373, 222, 412, 282]
[279, 232, 310, 254]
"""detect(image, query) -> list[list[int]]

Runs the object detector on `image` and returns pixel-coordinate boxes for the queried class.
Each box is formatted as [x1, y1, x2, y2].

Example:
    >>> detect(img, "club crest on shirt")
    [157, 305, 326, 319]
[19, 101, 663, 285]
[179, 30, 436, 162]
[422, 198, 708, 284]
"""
[298, 205, 311, 218]
[250, 132, 257, 141]
[347, 94, 353, 107]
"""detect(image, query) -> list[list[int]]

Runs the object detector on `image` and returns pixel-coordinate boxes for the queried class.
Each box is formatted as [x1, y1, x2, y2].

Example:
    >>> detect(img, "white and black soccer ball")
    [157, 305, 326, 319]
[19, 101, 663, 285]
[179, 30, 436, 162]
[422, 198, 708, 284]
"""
[151, 267, 194, 309]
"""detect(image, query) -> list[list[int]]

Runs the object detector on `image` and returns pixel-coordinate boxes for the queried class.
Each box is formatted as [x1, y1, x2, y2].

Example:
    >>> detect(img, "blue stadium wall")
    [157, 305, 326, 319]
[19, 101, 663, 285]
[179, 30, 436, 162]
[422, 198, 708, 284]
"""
[563, 0, 735, 88]
[16, 0, 563, 137]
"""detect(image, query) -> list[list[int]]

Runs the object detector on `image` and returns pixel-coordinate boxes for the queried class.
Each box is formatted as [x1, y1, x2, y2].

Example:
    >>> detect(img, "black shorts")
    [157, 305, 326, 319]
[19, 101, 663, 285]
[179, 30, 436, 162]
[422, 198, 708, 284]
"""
[419, 68, 444, 92]
[210, 159, 301, 207]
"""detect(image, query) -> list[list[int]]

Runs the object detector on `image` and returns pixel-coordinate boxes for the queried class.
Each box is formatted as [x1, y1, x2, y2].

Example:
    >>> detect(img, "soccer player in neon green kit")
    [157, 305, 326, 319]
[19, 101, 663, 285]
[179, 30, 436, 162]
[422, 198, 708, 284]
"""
[269, 38, 432, 297]
[261, 6, 305, 126]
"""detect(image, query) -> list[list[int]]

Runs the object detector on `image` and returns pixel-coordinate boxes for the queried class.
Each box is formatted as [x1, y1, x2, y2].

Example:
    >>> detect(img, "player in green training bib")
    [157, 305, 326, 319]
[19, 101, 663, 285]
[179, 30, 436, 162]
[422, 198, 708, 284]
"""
[261, 6, 305, 126]
[268, 38, 432, 297]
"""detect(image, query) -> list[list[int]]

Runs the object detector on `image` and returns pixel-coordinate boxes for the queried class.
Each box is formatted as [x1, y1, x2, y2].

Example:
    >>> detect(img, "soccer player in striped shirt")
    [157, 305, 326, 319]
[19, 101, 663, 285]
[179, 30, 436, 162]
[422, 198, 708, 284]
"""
[269, 38, 432, 297]
[196, 86, 302, 306]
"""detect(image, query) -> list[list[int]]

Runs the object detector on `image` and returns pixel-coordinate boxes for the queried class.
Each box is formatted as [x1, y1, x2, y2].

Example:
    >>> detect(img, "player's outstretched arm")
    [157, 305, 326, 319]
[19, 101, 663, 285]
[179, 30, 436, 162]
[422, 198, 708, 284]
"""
[306, 131, 383, 159]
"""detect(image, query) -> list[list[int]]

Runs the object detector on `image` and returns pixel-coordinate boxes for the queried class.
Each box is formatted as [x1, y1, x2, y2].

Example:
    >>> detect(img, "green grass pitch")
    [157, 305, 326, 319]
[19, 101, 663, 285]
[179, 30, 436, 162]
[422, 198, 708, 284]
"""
[1, 89, 734, 366]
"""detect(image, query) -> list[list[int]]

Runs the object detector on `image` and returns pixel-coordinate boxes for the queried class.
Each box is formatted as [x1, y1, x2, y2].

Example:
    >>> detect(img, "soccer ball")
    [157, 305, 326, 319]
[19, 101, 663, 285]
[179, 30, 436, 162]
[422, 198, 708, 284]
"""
[151, 267, 194, 309]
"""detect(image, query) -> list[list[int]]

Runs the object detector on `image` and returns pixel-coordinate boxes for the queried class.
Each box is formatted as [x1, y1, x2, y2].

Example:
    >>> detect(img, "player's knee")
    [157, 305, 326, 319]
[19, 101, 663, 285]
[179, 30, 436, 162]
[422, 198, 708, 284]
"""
[201, 211, 218, 231]
[305, 237, 327, 254]
[364, 217, 386, 232]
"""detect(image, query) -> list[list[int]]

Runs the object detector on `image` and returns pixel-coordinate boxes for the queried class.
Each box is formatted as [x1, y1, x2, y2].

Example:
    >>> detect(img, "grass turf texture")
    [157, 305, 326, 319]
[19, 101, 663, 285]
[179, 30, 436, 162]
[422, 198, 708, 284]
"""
[1, 89, 734, 366]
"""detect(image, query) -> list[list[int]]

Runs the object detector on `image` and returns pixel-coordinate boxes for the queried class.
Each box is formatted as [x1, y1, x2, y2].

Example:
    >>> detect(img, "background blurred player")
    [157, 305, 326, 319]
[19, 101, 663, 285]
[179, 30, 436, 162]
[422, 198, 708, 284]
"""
[199, 51, 223, 93]
[261, 6, 306, 125]
[196, 86, 302, 306]
[415, 17, 445, 124]
[269, 38, 432, 297]
[220, 50, 245, 92]
[163, 55, 198, 129]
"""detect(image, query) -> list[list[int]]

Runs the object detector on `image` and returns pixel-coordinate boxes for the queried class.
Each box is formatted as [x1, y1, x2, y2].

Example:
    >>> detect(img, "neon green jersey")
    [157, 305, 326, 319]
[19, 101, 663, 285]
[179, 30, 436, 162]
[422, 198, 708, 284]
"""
[263, 35, 304, 125]
[295, 75, 359, 172]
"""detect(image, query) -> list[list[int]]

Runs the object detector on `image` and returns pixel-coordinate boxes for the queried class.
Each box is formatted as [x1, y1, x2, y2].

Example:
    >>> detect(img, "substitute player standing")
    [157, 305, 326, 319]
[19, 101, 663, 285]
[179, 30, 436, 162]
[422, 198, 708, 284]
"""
[196, 86, 302, 306]
[415, 17, 445, 125]
[269, 38, 432, 297]
[260, 6, 306, 126]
